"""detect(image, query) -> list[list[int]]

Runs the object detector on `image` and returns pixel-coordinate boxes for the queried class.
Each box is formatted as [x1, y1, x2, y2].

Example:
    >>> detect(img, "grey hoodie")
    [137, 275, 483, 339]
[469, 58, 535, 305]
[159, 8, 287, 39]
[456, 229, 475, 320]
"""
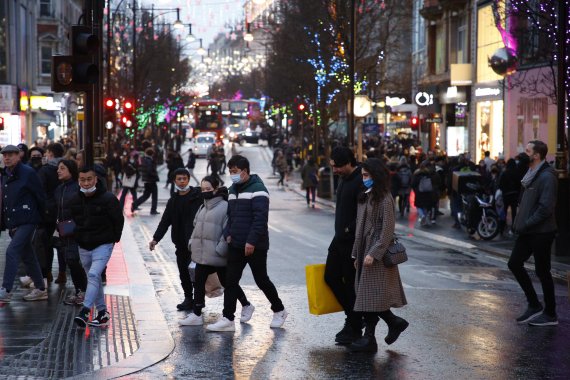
[513, 162, 557, 235]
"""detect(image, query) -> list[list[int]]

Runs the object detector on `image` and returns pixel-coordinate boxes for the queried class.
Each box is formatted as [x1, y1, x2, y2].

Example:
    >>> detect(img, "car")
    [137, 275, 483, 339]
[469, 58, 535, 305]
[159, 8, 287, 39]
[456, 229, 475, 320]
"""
[190, 133, 217, 157]
[234, 129, 260, 145]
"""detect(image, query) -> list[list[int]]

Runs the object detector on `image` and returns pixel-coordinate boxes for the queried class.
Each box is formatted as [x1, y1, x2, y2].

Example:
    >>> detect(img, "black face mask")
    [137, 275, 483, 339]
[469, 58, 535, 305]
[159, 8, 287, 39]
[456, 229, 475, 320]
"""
[30, 157, 43, 168]
[202, 191, 215, 200]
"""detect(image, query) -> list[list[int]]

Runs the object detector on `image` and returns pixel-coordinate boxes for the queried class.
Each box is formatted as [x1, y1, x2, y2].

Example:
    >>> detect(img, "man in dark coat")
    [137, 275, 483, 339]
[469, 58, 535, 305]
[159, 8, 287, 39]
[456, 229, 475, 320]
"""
[325, 146, 363, 344]
[71, 167, 124, 328]
[149, 168, 202, 311]
[0, 145, 48, 302]
[131, 148, 160, 215]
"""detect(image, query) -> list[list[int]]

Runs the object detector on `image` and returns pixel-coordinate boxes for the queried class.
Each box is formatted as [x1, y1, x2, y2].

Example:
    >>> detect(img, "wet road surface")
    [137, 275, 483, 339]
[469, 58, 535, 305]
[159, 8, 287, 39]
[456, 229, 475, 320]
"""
[127, 144, 570, 380]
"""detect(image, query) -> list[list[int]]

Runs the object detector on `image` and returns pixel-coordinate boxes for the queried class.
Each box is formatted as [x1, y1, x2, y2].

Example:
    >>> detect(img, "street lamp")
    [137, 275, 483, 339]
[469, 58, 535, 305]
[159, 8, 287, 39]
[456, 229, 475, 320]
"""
[197, 38, 207, 56]
[173, 8, 184, 30]
[186, 24, 196, 42]
[244, 23, 254, 42]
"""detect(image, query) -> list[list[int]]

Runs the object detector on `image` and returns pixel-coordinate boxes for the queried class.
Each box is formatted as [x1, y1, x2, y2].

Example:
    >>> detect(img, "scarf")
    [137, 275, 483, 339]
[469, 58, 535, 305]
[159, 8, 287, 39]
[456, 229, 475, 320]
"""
[520, 160, 545, 188]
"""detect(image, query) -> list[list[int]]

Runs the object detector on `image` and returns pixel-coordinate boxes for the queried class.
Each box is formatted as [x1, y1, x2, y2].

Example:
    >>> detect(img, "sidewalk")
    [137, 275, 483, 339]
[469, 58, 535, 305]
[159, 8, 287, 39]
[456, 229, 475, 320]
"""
[0, 211, 173, 379]
[281, 158, 570, 285]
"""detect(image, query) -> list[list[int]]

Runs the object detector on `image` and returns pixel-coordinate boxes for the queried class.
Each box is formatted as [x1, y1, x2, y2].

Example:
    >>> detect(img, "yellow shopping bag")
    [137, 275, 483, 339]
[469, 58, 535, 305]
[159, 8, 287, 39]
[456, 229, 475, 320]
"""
[305, 264, 343, 315]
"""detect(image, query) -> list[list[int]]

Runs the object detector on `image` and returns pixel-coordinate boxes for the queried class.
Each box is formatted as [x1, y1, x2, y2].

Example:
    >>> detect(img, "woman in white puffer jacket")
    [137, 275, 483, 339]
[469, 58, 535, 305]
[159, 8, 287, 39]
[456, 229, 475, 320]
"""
[179, 176, 253, 327]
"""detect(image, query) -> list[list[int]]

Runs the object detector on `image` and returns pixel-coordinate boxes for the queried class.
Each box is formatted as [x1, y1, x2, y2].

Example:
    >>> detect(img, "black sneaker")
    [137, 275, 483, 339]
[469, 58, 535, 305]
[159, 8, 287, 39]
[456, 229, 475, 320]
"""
[88, 310, 111, 327]
[516, 305, 543, 324]
[335, 322, 362, 345]
[176, 297, 193, 311]
[335, 321, 352, 339]
[528, 313, 558, 326]
[74, 307, 90, 328]
[150, 210, 160, 215]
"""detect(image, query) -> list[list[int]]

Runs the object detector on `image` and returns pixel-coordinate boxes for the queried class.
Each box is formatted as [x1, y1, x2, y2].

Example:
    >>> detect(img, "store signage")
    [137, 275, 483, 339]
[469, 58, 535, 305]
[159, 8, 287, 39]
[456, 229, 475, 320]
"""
[386, 96, 406, 107]
[425, 116, 443, 123]
[415, 92, 434, 106]
[475, 87, 501, 97]
[450, 64, 473, 86]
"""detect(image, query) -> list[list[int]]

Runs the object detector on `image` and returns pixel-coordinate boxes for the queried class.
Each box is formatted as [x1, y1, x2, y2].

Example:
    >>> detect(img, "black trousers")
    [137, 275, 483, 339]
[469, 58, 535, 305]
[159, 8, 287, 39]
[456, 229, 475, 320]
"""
[119, 187, 138, 209]
[223, 246, 284, 321]
[61, 238, 87, 292]
[305, 187, 316, 204]
[508, 232, 556, 316]
[193, 263, 249, 316]
[175, 247, 194, 299]
[325, 239, 359, 327]
[132, 182, 158, 212]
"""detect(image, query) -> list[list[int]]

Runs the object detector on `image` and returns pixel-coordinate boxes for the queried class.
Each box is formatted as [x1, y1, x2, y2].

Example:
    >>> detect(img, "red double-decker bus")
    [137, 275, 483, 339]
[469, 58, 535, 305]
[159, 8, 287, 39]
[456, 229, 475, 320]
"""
[191, 99, 224, 139]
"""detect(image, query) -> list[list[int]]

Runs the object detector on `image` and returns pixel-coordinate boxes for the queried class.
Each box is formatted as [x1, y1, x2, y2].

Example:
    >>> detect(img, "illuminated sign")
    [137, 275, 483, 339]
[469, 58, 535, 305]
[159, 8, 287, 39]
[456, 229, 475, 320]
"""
[386, 96, 406, 107]
[475, 87, 501, 97]
[415, 92, 434, 106]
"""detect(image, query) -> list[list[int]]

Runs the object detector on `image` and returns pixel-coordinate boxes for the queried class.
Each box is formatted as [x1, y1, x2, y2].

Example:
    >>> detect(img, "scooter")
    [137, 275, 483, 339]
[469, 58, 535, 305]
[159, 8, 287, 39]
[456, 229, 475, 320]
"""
[457, 182, 500, 241]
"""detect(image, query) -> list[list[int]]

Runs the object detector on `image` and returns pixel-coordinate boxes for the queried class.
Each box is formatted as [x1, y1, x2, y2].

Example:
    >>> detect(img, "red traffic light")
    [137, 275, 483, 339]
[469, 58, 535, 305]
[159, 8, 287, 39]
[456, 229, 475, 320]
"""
[410, 116, 419, 126]
[0, 117, 4, 130]
[104, 98, 115, 108]
[124, 100, 133, 110]
[298, 104, 305, 111]
[121, 116, 129, 124]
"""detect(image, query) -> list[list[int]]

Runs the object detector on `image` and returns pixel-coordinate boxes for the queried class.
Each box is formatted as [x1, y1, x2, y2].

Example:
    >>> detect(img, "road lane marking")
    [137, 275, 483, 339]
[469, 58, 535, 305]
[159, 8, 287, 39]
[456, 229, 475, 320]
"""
[268, 224, 282, 233]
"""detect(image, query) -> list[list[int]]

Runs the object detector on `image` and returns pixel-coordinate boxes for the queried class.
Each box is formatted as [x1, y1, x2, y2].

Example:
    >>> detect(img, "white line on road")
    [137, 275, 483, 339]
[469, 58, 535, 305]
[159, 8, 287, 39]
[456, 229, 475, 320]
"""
[268, 224, 282, 233]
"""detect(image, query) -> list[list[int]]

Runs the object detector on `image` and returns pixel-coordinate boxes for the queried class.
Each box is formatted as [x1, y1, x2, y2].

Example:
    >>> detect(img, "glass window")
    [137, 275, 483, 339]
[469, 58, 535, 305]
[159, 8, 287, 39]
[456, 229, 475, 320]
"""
[457, 16, 468, 64]
[41, 46, 52, 75]
[435, 24, 445, 74]
[40, 0, 52, 17]
[476, 5, 504, 82]
[0, 1, 7, 82]
[197, 136, 215, 144]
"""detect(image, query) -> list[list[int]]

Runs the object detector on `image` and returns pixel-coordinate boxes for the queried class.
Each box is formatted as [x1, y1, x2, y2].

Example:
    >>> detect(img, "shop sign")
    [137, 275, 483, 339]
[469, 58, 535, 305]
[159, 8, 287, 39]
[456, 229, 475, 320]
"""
[29, 96, 62, 111]
[475, 86, 501, 98]
[450, 64, 473, 86]
[386, 96, 406, 107]
[415, 92, 434, 106]
[425, 117, 443, 123]
[0, 85, 19, 113]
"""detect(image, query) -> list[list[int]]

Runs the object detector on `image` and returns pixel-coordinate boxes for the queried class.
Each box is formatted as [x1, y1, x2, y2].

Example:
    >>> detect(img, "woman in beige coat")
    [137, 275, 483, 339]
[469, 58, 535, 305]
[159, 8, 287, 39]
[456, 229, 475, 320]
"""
[349, 158, 408, 353]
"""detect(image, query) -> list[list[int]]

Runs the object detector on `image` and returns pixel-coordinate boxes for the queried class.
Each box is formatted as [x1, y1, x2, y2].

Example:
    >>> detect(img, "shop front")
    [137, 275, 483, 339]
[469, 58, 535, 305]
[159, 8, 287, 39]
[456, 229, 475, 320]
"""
[473, 83, 504, 163]
[0, 85, 25, 145]
[504, 67, 557, 161]
[414, 85, 441, 152]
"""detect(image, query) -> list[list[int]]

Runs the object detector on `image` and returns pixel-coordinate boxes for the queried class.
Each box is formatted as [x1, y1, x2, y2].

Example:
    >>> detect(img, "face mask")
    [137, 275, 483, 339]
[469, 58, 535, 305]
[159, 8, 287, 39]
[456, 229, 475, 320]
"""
[175, 184, 191, 192]
[30, 157, 43, 167]
[363, 178, 374, 188]
[80, 185, 97, 194]
[202, 191, 215, 200]
[230, 173, 242, 184]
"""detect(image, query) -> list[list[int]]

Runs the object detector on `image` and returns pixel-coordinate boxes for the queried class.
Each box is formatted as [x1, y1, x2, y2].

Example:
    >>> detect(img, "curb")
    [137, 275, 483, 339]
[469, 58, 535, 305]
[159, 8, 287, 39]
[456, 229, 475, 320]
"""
[85, 218, 175, 379]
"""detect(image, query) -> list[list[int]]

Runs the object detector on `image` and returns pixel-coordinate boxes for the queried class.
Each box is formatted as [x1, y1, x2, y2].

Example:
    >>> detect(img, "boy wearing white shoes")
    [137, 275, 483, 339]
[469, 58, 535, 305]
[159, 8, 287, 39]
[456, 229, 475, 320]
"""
[206, 155, 287, 332]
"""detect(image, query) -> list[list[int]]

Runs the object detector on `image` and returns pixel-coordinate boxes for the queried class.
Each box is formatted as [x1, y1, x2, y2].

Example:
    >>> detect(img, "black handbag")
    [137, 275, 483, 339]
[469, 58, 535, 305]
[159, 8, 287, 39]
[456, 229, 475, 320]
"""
[57, 219, 76, 237]
[383, 236, 408, 267]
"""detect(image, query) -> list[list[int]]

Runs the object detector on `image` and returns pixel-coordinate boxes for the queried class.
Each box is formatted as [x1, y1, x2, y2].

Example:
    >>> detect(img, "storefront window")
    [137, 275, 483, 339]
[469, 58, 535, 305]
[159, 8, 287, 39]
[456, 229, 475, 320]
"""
[476, 100, 504, 162]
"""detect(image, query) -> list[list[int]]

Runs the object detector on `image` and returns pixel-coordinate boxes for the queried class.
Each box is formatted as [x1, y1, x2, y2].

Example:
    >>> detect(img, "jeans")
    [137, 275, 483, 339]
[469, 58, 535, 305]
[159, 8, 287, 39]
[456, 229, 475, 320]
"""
[324, 239, 359, 327]
[132, 182, 158, 212]
[175, 247, 194, 299]
[79, 243, 113, 311]
[223, 246, 284, 321]
[193, 263, 249, 316]
[305, 187, 316, 204]
[508, 232, 556, 316]
[2, 224, 44, 292]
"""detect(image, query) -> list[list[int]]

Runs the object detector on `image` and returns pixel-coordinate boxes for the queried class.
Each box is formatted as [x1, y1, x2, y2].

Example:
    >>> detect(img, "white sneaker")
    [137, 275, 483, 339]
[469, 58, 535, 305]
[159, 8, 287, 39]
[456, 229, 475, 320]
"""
[206, 317, 235, 332]
[179, 312, 203, 326]
[19, 276, 33, 288]
[240, 304, 255, 323]
[23, 288, 48, 301]
[0, 287, 12, 302]
[270, 309, 288, 328]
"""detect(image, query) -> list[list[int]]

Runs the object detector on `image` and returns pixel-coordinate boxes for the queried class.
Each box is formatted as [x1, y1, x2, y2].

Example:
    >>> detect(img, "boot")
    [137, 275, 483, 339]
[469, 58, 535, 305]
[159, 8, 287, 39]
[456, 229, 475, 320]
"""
[384, 315, 409, 345]
[54, 272, 67, 284]
[176, 297, 193, 311]
[335, 315, 363, 345]
[348, 321, 377, 352]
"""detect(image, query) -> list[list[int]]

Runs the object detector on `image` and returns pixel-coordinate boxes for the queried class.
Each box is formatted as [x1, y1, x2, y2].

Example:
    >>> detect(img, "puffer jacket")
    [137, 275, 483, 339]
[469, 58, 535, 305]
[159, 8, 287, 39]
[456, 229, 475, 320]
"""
[224, 174, 269, 250]
[513, 162, 557, 235]
[190, 195, 229, 267]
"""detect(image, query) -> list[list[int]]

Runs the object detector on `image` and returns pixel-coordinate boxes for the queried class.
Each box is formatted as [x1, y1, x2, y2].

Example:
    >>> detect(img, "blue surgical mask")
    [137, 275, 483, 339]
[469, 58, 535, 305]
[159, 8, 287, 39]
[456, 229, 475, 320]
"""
[363, 178, 374, 188]
[230, 173, 242, 184]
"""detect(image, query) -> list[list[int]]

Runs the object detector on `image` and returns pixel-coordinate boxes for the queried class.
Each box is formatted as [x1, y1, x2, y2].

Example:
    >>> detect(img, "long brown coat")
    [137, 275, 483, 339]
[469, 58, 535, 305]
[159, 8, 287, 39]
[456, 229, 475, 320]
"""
[352, 191, 407, 312]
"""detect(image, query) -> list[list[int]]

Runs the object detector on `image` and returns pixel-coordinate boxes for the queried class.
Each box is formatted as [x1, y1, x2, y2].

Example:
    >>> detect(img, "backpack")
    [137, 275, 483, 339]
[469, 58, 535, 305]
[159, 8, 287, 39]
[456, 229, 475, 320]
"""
[397, 168, 411, 188]
[419, 176, 433, 192]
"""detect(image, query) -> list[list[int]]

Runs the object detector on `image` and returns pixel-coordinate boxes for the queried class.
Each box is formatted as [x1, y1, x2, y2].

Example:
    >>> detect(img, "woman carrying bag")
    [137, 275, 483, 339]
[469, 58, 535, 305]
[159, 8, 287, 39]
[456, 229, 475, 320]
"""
[179, 176, 253, 326]
[54, 159, 88, 306]
[349, 158, 409, 353]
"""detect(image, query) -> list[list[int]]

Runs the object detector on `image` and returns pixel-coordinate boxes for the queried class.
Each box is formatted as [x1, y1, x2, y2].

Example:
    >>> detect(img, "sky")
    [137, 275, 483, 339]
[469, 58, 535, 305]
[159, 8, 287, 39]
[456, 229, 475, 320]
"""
[139, 0, 246, 47]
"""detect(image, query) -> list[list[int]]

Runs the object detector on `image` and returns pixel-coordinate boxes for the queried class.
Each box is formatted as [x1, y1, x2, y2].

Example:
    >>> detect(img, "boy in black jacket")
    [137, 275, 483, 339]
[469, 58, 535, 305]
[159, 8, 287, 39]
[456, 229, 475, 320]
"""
[71, 167, 124, 328]
[149, 168, 203, 311]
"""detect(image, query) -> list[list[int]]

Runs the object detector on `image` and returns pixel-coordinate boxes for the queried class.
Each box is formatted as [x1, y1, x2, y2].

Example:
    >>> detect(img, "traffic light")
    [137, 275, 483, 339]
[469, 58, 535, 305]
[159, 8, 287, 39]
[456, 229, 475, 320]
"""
[0, 117, 4, 130]
[51, 25, 99, 92]
[298, 104, 306, 111]
[410, 116, 419, 128]
[104, 98, 116, 129]
[120, 99, 135, 131]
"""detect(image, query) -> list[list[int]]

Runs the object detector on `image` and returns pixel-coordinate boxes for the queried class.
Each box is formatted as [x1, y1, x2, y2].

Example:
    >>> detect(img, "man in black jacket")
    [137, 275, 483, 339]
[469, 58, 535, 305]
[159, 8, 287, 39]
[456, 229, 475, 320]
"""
[71, 167, 124, 328]
[325, 146, 363, 344]
[131, 148, 160, 215]
[508, 140, 558, 326]
[149, 168, 202, 311]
